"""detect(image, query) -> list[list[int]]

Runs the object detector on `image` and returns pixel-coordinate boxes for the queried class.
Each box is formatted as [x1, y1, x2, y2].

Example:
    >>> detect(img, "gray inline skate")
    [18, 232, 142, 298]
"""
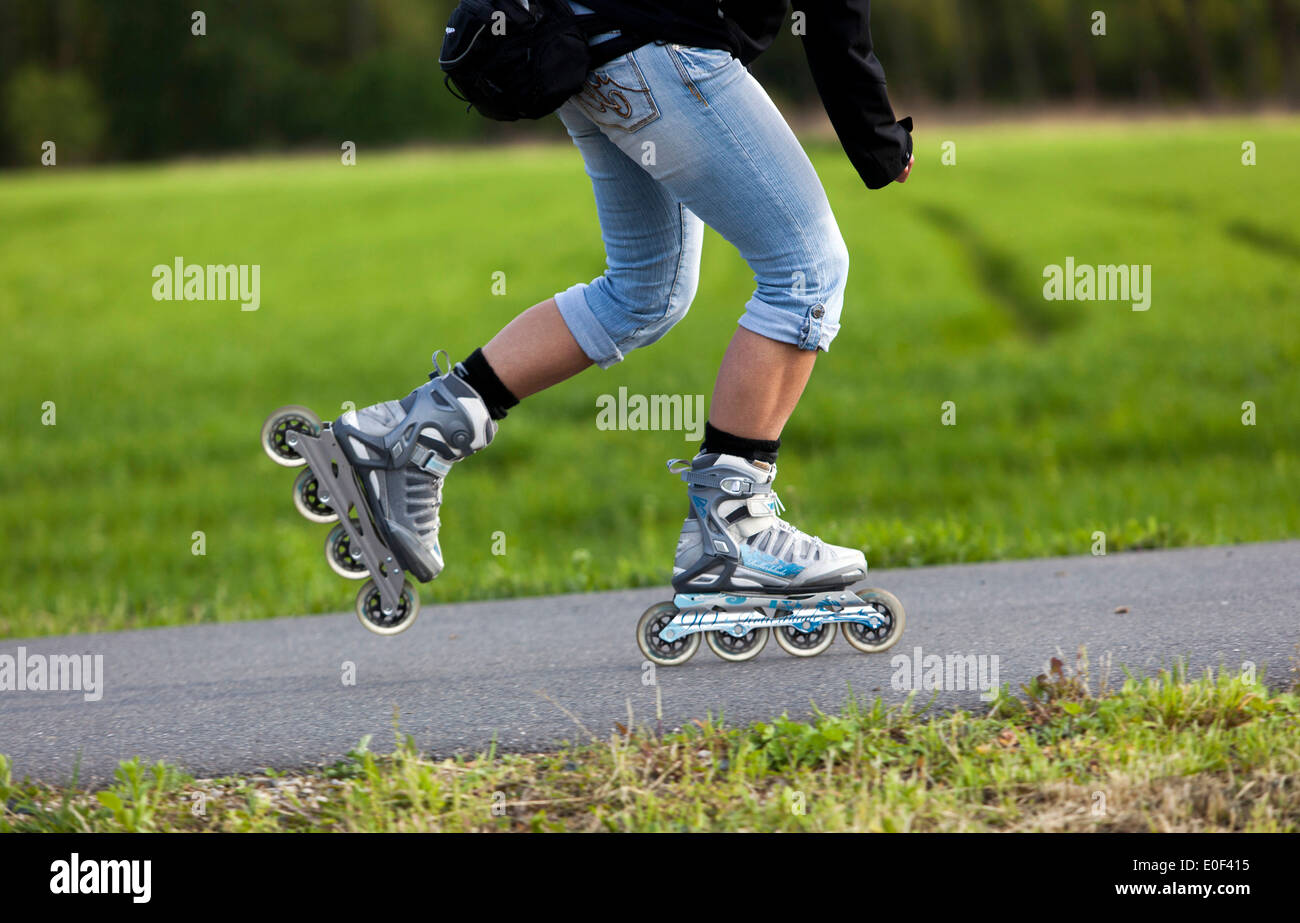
[637, 453, 906, 664]
[260, 352, 496, 635]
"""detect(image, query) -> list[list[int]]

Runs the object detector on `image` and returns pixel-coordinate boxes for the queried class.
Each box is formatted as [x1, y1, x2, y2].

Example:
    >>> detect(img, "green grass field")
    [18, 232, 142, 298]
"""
[1, 117, 1297, 638]
[5, 660, 1298, 832]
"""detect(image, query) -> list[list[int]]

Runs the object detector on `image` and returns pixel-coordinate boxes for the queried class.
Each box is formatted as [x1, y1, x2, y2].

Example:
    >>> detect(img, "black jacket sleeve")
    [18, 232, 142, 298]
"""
[798, 0, 912, 189]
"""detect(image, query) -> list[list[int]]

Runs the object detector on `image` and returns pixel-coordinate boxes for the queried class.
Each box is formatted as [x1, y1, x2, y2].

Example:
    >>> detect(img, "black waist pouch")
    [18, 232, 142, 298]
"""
[439, 0, 637, 121]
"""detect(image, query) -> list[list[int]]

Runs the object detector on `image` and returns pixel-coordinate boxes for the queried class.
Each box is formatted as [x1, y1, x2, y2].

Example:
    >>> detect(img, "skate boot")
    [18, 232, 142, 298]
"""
[636, 453, 906, 665]
[330, 362, 496, 582]
[671, 453, 867, 593]
[260, 352, 496, 635]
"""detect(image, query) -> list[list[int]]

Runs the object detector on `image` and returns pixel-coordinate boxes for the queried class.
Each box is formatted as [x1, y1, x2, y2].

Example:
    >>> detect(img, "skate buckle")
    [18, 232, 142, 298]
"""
[719, 476, 752, 495]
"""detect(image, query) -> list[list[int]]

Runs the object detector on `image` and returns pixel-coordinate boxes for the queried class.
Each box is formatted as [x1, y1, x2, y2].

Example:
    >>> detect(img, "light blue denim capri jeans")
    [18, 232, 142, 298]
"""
[553, 4, 851, 369]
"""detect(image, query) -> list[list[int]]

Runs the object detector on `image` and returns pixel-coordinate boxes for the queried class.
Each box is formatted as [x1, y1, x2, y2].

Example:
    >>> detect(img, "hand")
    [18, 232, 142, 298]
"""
[895, 154, 914, 184]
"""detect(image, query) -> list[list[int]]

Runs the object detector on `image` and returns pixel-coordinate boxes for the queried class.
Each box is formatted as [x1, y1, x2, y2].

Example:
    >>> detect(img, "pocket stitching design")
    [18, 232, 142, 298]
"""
[575, 53, 661, 132]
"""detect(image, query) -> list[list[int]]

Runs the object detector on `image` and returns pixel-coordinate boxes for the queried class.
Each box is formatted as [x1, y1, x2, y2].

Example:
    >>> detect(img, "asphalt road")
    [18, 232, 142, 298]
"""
[2, 542, 1297, 785]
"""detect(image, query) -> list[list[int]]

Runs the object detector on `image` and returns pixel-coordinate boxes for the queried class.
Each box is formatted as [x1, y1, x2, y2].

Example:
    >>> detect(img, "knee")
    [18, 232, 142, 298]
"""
[795, 228, 849, 349]
[764, 226, 849, 312]
[812, 230, 850, 307]
[809, 233, 849, 349]
[742, 226, 850, 352]
[600, 257, 700, 350]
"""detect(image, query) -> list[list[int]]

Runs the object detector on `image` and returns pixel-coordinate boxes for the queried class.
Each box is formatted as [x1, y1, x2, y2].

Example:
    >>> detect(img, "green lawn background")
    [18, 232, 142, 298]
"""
[1, 117, 1297, 637]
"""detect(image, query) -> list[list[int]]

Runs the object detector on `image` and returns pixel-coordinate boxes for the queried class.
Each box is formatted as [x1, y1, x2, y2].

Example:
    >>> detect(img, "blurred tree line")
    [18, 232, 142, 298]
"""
[2, 0, 1296, 165]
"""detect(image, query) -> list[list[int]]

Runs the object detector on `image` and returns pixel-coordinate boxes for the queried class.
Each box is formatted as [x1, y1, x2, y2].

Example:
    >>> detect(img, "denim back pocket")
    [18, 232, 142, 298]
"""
[670, 45, 734, 76]
[574, 52, 660, 132]
[667, 44, 735, 107]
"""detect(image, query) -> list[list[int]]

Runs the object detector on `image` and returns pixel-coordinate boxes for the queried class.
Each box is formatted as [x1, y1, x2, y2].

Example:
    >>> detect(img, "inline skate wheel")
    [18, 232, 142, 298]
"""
[774, 618, 836, 658]
[705, 626, 769, 662]
[325, 523, 367, 579]
[355, 579, 419, 635]
[840, 588, 906, 654]
[636, 602, 699, 666]
[292, 468, 339, 523]
[261, 405, 322, 467]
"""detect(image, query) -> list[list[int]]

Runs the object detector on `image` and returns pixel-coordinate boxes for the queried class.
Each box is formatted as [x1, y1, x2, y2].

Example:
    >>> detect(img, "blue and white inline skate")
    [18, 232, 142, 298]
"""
[260, 352, 496, 635]
[637, 453, 906, 665]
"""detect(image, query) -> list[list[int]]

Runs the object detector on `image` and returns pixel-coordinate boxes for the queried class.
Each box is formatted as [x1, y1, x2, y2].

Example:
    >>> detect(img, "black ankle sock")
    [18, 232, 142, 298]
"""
[454, 348, 519, 421]
[700, 421, 780, 465]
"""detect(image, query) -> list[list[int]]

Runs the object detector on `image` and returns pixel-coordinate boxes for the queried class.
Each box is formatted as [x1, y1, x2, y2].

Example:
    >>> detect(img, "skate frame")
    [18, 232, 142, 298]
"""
[659, 590, 887, 642]
[286, 427, 408, 616]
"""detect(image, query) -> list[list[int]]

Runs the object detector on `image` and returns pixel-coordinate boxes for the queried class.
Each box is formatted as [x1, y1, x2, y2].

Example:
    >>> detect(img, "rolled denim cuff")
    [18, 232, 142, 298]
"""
[555, 282, 625, 369]
[738, 295, 841, 352]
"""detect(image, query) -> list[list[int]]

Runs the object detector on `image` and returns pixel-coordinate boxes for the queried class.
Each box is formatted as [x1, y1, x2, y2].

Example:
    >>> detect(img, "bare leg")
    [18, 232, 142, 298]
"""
[482, 298, 592, 399]
[708, 327, 816, 441]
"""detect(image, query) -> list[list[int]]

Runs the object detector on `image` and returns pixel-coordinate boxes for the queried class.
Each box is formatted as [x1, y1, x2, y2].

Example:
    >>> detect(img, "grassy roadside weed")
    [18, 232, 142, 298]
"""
[4, 658, 1296, 832]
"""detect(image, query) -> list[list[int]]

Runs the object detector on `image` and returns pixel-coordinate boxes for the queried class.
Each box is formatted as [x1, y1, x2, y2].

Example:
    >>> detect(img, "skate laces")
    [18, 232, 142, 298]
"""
[735, 488, 825, 562]
[773, 516, 822, 556]
[763, 495, 831, 561]
[405, 466, 445, 541]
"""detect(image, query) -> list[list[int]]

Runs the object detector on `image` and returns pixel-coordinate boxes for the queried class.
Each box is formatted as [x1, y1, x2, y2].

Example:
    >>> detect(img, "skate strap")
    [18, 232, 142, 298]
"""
[667, 458, 780, 497]
[411, 444, 453, 477]
[724, 494, 784, 522]
[673, 467, 758, 495]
